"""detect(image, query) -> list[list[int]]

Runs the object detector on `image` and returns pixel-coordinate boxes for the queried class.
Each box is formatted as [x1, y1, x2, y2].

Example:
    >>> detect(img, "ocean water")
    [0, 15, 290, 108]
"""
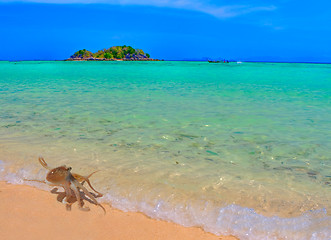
[0, 61, 330, 239]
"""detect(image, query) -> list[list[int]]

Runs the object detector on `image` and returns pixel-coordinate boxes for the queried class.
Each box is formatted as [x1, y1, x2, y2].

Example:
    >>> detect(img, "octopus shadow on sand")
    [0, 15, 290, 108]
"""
[50, 187, 103, 212]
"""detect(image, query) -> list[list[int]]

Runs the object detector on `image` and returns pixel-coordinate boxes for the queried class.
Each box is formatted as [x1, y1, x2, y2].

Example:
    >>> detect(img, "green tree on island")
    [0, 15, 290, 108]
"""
[71, 49, 94, 58]
[104, 52, 113, 59]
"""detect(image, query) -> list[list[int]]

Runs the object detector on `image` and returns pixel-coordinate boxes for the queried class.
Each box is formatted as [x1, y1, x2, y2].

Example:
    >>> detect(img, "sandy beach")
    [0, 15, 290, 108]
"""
[0, 181, 238, 240]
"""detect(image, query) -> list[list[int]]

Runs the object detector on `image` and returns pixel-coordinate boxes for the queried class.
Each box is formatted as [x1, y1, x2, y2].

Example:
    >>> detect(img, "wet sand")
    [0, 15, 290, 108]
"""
[0, 181, 238, 240]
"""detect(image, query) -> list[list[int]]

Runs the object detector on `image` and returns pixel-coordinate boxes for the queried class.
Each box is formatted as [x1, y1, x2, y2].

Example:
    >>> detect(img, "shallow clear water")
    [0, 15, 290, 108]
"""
[0, 61, 330, 239]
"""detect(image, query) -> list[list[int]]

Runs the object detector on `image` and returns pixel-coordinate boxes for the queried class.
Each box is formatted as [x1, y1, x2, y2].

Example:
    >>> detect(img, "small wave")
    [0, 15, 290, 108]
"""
[1, 161, 330, 240]
[102, 191, 331, 240]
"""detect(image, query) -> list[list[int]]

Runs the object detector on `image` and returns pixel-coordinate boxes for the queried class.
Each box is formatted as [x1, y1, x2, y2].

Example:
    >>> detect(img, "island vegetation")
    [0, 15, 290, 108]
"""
[67, 45, 158, 61]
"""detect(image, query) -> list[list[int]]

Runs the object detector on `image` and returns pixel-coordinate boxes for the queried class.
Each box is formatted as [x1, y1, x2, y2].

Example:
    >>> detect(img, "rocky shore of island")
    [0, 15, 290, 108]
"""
[66, 45, 161, 61]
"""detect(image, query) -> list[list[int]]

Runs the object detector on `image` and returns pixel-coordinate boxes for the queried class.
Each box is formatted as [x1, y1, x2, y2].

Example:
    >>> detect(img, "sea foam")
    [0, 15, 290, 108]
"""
[102, 192, 331, 240]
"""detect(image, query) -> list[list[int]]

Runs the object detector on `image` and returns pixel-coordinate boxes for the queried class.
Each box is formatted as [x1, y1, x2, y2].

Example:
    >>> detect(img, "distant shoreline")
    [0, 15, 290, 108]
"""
[1, 60, 331, 64]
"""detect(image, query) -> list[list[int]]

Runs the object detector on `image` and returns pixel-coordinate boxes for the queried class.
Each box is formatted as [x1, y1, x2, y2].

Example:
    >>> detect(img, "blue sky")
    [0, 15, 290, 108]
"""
[0, 0, 330, 62]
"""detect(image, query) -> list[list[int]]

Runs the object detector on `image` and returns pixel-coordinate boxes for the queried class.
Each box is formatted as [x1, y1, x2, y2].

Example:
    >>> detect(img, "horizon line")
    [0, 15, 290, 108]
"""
[1, 59, 330, 64]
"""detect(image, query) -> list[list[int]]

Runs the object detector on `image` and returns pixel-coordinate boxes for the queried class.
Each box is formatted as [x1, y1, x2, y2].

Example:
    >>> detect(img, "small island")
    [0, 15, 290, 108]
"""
[66, 45, 160, 61]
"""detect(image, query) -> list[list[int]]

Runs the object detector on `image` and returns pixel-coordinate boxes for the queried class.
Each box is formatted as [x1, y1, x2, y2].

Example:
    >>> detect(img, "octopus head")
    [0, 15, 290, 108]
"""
[46, 165, 72, 184]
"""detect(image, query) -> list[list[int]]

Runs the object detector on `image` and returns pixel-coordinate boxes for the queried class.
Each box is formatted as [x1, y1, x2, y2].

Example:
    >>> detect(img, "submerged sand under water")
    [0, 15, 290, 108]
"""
[0, 61, 330, 239]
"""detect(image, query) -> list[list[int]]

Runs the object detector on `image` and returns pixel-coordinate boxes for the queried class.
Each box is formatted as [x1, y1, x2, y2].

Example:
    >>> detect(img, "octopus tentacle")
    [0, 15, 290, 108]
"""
[71, 177, 106, 214]
[38, 156, 52, 170]
[62, 180, 73, 205]
[70, 180, 90, 211]
[77, 171, 103, 197]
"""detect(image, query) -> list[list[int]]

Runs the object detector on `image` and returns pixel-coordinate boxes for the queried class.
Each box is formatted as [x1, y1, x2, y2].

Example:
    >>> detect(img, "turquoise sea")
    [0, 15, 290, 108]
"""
[0, 61, 330, 239]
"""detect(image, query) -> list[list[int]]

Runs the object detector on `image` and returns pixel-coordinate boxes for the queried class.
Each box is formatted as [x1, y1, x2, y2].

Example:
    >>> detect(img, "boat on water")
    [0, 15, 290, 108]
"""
[208, 59, 230, 63]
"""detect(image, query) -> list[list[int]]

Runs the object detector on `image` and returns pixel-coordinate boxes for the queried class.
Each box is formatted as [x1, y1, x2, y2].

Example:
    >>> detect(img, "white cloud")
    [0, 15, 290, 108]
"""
[0, 0, 277, 18]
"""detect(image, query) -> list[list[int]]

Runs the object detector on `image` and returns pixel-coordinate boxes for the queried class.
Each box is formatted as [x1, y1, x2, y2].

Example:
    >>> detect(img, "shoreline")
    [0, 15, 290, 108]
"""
[0, 181, 238, 240]
[1, 60, 331, 64]
[63, 60, 331, 64]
